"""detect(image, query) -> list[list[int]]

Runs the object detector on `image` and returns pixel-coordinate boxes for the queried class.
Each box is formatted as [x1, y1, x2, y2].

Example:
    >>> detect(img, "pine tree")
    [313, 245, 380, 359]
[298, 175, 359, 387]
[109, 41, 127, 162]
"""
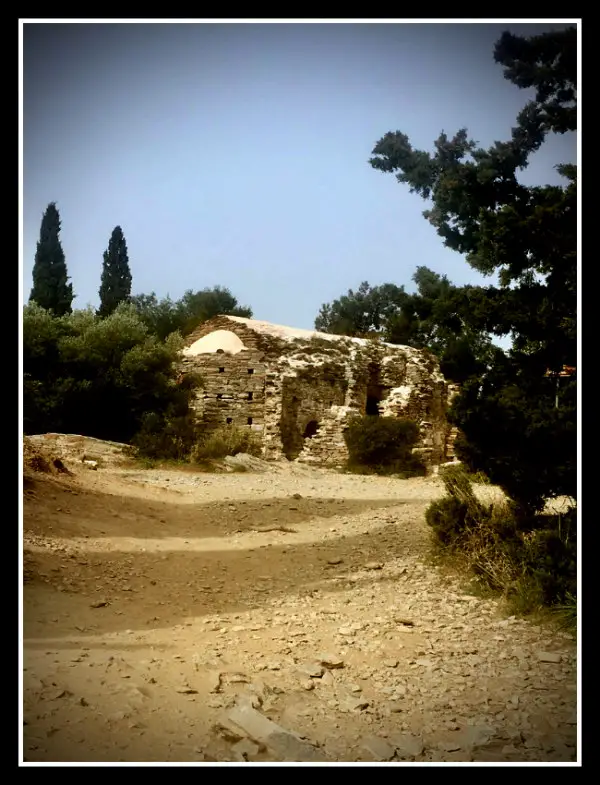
[98, 226, 132, 317]
[29, 202, 73, 315]
[369, 26, 576, 512]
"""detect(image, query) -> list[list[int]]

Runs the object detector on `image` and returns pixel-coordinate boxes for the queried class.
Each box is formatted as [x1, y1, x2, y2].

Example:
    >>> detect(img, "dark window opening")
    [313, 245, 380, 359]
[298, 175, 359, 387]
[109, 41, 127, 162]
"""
[365, 362, 388, 416]
[217, 393, 223, 400]
[247, 417, 253, 425]
[303, 420, 319, 439]
[219, 367, 225, 373]
[247, 392, 253, 400]
[226, 417, 233, 424]
[366, 395, 381, 416]
[247, 368, 254, 375]
[216, 348, 225, 354]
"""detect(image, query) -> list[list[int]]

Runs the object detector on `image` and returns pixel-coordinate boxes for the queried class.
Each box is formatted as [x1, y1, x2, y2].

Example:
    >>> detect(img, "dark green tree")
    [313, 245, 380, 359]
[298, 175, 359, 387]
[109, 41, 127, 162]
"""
[23, 302, 199, 444]
[98, 226, 132, 317]
[315, 270, 494, 382]
[131, 286, 253, 340]
[369, 26, 576, 512]
[315, 281, 408, 337]
[29, 202, 73, 316]
[176, 286, 252, 335]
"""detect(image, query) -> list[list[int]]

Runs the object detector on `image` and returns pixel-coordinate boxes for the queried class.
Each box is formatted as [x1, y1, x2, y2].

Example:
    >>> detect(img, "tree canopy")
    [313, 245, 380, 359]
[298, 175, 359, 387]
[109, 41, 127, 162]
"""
[369, 25, 577, 512]
[315, 267, 495, 383]
[23, 302, 195, 443]
[131, 286, 252, 341]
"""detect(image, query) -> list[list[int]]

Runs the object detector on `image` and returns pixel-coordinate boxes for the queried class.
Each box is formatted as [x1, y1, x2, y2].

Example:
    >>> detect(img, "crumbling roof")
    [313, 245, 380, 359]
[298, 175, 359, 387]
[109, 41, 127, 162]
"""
[222, 315, 407, 350]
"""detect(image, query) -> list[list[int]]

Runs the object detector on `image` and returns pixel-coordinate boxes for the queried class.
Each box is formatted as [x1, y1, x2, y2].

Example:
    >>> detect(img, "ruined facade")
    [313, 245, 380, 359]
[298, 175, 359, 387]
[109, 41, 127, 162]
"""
[180, 315, 459, 468]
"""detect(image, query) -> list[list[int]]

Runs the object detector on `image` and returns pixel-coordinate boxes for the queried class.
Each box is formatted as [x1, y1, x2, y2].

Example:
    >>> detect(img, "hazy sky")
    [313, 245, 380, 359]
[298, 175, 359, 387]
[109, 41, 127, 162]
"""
[22, 21, 576, 329]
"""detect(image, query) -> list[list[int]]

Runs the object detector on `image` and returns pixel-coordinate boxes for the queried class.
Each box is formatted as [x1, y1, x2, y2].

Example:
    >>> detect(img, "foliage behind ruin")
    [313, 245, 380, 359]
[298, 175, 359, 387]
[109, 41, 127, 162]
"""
[343, 415, 426, 476]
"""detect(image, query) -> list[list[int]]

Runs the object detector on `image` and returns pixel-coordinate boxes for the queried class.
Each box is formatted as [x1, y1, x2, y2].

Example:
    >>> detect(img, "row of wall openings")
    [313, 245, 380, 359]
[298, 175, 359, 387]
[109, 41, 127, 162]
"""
[226, 417, 253, 425]
[218, 367, 255, 374]
[217, 393, 253, 400]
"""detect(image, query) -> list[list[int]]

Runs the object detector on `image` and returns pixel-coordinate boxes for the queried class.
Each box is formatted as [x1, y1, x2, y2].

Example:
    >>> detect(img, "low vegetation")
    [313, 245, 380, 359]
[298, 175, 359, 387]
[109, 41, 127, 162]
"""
[426, 466, 576, 624]
[343, 415, 426, 477]
[190, 425, 261, 462]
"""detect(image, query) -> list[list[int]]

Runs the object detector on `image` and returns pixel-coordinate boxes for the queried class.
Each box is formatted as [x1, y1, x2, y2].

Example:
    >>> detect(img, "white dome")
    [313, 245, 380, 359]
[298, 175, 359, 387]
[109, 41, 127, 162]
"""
[183, 329, 247, 356]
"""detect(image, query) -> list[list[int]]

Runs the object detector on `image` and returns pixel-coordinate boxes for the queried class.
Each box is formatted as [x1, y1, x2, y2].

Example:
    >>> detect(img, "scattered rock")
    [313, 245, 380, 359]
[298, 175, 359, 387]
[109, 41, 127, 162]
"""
[394, 617, 415, 626]
[90, 600, 109, 609]
[223, 454, 270, 472]
[362, 735, 396, 761]
[390, 733, 424, 758]
[365, 562, 383, 571]
[438, 740, 462, 752]
[319, 655, 344, 670]
[48, 689, 70, 700]
[537, 651, 562, 663]
[457, 724, 496, 750]
[214, 716, 247, 743]
[231, 738, 261, 761]
[414, 657, 434, 668]
[320, 670, 335, 687]
[226, 672, 250, 685]
[297, 663, 324, 679]
[384, 659, 399, 668]
[226, 704, 328, 762]
[327, 558, 344, 566]
[344, 696, 369, 712]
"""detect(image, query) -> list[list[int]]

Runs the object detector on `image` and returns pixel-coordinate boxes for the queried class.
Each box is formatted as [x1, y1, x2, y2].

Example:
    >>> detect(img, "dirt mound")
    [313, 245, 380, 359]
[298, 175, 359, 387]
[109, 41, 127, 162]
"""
[25, 433, 132, 469]
[23, 437, 71, 476]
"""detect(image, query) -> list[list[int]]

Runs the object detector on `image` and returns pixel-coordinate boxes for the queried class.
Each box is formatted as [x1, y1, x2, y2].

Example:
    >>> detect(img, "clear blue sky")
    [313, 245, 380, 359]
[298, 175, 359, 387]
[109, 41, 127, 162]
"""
[22, 21, 576, 330]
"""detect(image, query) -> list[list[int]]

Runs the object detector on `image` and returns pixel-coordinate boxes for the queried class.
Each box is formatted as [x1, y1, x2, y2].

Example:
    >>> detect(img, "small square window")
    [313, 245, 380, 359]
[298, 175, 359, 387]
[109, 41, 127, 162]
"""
[219, 367, 225, 373]
[247, 392, 253, 400]
[217, 393, 223, 400]
[247, 368, 254, 375]
[247, 417, 253, 425]
[226, 417, 233, 424]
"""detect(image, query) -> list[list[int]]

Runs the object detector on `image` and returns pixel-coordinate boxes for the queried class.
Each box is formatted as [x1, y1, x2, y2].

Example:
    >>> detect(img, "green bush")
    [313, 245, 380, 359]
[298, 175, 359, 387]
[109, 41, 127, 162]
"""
[343, 415, 425, 476]
[425, 496, 473, 545]
[23, 302, 201, 445]
[191, 425, 262, 462]
[131, 411, 202, 461]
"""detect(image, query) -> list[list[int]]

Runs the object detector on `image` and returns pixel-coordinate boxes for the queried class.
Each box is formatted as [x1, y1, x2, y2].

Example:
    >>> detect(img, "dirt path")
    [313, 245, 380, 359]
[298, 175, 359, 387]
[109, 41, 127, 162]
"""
[22, 462, 577, 763]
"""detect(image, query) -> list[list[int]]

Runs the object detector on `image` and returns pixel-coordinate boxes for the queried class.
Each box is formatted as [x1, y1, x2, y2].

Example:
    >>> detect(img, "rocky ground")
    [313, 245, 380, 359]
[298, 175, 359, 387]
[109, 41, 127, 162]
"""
[22, 438, 577, 763]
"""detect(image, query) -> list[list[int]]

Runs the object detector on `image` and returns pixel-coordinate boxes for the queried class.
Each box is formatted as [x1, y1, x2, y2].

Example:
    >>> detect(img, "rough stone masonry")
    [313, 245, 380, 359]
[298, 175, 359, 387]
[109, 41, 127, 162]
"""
[180, 315, 459, 468]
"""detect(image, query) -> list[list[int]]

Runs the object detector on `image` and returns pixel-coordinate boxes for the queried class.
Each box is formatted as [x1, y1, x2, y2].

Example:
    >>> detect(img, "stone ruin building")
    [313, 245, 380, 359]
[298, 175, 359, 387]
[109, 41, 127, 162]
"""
[180, 315, 459, 468]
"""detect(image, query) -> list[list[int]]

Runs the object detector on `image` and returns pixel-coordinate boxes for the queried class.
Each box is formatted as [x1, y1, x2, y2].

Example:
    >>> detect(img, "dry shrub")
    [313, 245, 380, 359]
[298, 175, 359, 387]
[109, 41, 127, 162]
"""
[191, 425, 261, 462]
[426, 467, 577, 615]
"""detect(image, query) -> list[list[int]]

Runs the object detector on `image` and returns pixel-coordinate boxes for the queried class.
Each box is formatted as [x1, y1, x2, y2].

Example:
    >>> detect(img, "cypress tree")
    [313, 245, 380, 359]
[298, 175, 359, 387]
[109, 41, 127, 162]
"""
[98, 226, 132, 317]
[29, 202, 73, 315]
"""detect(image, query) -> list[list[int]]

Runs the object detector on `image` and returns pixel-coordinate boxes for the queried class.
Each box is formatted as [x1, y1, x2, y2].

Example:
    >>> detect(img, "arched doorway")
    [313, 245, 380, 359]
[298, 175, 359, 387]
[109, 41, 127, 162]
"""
[303, 420, 320, 438]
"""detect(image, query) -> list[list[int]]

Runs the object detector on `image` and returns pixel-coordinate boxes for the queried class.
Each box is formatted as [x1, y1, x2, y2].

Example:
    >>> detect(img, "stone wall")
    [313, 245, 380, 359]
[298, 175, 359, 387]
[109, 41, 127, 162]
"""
[180, 316, 457, 468]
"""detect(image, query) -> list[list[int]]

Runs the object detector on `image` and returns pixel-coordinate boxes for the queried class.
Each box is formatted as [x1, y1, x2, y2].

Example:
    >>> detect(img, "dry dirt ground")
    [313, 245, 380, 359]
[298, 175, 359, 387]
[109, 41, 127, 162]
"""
[22, 438, 577, 764]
